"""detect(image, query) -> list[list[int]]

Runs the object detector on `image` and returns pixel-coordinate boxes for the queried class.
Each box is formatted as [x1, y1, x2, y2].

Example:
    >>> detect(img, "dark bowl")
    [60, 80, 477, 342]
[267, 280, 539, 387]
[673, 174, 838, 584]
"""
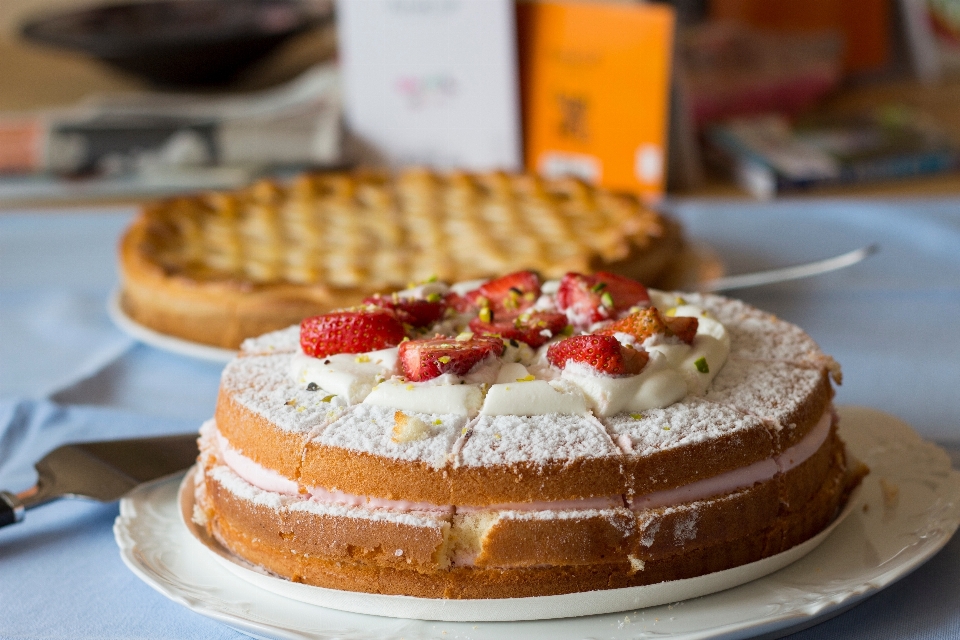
[20, 0, 331, 88]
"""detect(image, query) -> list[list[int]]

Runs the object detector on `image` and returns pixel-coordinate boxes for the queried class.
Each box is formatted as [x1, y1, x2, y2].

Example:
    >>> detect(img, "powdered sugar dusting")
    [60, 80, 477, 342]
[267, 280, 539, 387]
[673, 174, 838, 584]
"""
[314, 404, 464, 469]
[221, 353, 347, 434]
[601, 397, 768, 457]
[240, 325, 301, 355]
[673, 292, 831, 368]
[705, 358, 825, 429]
[457, 413, 621, 467]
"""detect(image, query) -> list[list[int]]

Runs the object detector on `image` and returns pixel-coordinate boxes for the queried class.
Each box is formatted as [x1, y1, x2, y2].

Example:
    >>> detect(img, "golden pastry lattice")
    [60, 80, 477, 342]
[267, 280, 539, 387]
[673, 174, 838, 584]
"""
[144, 169, 667, 290]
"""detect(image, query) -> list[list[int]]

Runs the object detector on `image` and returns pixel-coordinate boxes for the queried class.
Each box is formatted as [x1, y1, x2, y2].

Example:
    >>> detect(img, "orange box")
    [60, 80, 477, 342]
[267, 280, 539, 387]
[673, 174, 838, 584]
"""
[518, 1, 675, 199]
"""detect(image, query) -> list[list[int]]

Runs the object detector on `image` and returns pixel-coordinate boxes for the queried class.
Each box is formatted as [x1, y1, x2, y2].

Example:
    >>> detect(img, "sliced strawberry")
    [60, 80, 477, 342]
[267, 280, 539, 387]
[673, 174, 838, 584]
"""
[468, 311, 569, 348]
[664, 315, 699, 345]
[546, 334, 648, 376]
[596, 308, 698, 345]
[363, 294, 447, 328]
[556, 271, 651, 326]
[300, 310, 406, 357]
[465, 270, 541, 313]
[444, 291, 475, 314]
[399, 335, 505, 382]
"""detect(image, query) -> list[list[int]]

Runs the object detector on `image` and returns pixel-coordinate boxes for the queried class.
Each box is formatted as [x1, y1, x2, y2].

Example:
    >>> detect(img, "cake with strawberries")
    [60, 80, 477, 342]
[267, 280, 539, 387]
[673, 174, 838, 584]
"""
[119, 169, 686, 349]
[192, 270, 864, 599]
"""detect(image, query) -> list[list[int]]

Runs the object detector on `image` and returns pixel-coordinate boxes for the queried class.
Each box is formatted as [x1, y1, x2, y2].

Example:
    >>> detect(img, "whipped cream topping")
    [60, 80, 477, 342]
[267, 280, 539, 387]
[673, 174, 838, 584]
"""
[286, 285, 730, 418]
[291, 347, 398, 404]
[363, 379, 483, 416]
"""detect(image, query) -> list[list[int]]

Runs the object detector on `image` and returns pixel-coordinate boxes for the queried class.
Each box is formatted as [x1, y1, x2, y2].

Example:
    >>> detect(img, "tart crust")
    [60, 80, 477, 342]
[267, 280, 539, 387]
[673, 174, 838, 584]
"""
[118, 170, 685, 349]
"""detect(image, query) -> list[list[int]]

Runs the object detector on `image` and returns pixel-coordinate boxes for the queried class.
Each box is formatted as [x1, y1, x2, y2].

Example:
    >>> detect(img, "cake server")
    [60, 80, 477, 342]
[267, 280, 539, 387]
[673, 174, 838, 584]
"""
[0, 433, 198, 528]
[702, 244, 879, 292]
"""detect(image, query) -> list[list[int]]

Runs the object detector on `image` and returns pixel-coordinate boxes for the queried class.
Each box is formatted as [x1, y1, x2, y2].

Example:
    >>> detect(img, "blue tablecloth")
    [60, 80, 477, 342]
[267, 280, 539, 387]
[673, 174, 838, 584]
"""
[1, 199, 958, 639]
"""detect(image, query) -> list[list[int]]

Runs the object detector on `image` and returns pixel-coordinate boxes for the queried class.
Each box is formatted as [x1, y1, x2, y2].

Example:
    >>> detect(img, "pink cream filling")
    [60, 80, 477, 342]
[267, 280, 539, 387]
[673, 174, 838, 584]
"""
[308, 485, 454, 514]
[628, 408, 834, 511]
[215, 407, 833, 515]
[216, 432, 300, 495]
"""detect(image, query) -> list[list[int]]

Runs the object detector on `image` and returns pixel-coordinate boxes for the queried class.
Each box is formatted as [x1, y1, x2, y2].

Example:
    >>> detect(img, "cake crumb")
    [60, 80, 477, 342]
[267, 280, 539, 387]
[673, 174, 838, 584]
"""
[392, 411, 431, 443]
[628, 555, 645, 573]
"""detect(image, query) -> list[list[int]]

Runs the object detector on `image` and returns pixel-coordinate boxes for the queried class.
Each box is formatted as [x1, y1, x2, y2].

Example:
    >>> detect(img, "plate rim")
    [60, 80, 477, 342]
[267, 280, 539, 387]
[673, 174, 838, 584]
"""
[107, 287, 237, 363]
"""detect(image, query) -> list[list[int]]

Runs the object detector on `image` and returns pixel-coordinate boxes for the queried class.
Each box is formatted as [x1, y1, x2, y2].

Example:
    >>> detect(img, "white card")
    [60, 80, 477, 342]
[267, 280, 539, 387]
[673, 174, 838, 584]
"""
[337, 0, 521, 170]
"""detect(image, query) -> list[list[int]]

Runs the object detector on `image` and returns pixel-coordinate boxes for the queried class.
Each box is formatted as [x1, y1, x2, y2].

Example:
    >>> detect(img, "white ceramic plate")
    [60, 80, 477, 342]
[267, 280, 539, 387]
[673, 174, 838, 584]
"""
[114, 406, 960, 639]
[107, 288, 236, 363]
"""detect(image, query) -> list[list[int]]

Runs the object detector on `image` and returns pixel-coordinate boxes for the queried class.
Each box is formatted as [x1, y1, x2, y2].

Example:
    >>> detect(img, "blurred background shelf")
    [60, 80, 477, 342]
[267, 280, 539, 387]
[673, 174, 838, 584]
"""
[5, 0, 960, 208]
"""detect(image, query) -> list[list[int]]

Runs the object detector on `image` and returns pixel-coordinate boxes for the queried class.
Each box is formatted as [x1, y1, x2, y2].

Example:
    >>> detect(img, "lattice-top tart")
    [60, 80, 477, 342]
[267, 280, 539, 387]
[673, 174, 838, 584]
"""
[193, 269, 864, 600]
[119, 169, 685, 348]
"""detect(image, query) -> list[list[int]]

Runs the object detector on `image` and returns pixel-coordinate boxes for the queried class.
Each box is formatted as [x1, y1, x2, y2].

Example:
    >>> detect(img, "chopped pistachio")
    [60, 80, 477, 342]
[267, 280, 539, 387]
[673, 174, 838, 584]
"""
[694, 357, 709, 373]
[426, 292, 442, 302]
[438, 355, 451, 364]
[675, 296, 687, 305]
[355, 354, 371, 363]
[630, 412, 644, 420]
[321, 395, 335, 403]
[434, 419, 443, 425]
[285, 399, 296, 406]
[517, 374, 536, 382]
[590, 282, 607, 293]
[664, 307, 677, 317]
[601, 291, 614, 308]
[479, 307, 493, 323]
[456, 331, 474, 341]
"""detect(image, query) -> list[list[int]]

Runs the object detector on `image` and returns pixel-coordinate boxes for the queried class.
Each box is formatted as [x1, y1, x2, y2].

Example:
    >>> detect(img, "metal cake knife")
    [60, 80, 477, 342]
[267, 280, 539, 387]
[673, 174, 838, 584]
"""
[702, 244, 879, 292]
[0, 433, 198, 528]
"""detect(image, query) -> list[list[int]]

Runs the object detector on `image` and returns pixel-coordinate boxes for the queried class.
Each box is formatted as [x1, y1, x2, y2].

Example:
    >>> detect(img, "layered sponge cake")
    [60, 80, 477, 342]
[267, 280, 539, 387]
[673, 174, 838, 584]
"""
[118, 169, 685, 349]
[193, 270, 863, 599]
